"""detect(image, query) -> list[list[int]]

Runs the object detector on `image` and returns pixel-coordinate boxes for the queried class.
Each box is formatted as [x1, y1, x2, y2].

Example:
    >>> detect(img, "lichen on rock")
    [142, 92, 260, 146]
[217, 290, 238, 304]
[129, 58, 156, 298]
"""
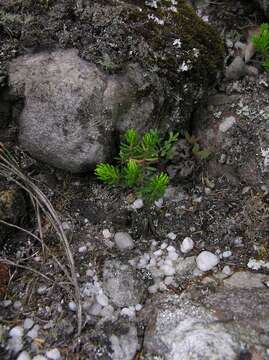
[2, 0, 224, 172]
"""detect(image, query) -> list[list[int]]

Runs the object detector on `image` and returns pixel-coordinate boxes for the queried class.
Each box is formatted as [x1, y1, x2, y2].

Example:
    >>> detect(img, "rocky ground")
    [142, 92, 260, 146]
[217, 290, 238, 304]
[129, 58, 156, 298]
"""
[1, 0, 269, 360]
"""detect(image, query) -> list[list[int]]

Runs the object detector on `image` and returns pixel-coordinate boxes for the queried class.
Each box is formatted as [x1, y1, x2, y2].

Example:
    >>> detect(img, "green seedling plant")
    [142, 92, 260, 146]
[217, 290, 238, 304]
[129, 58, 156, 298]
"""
[252, 23, 269, 71]
[95, 129, 179, 204]
[185, 131, 211, 160]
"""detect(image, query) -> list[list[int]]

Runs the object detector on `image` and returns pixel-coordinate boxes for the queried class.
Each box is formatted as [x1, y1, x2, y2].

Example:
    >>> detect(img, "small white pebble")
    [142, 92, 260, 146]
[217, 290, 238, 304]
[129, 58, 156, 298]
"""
[222, 250, 232, 258]
[173, 38, 182, 48]
[160, 243, 168, 250]
[27, 324, 39, 339]
[153, 249, 163, 257]
[7, 337, 23, 353]
[3, 300, 12, 307]
[167, 232, 177, 240]
[131, 198, 144, 209]
[23, 318, 34, 330]
[159, 282, 167, 291]
[37, 286, 47, 295]
[164, 258, 173, 266]
[167, 245, 176, 252]
[196, 251, 219, 272]
[9, 326, 24, 338]
[103, 229, 112, 239]
[143, 253, 150, 261]
[114, 232, 134, 251]
[46, 348, 61, 360]
[100, 304, 114, 318]
[68, 301, 77, 312]
[17, 351, 31, 360]
[193, 267, 203, 277]
[164, 276, 174, 285]
[234, 237, 243, 247]
[167, 252, 178, 261]
[88, 303, 102, 316]
[78, 245, 87, 253]
[96, 293, 109, 307]
[161, 265, 176, 276]
[32, 356, 47, 360]
[154, 198, 164, 208]
[180, 237, 194, 254]
[121, 307, 136, 317]
[148, 284, 158, 293]
[137, 258, 147, 269]
[62, 222, 71, 231]
[128, 259, 137, 267]
[222, 265, 233, 276]
[149, 258, 156, 267]
[135, 304, 143, 311]
[86, 269, 94, 277]
[13, 301, 22, 310]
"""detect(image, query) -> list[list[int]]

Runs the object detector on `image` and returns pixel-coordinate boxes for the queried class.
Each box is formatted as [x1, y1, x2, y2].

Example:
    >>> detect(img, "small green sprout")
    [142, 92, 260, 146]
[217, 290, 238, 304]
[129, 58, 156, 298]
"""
[252, 23, 269, 71]
[253, 24, 269, 55]
[185, 131, 211, 160]
[122, 160, 141, 187]
[140, 173, 169, 203]
[95, 163, 120, 185]
[95, 129, 179, 204]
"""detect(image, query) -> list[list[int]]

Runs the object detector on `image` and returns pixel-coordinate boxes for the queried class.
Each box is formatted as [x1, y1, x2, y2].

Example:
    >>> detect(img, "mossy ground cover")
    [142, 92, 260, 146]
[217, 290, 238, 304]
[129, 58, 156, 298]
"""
[0, 0, 223, 80]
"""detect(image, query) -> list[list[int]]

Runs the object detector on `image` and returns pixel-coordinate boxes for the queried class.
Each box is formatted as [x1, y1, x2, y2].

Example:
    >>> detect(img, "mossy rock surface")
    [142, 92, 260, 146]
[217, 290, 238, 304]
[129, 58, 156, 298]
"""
[1, 0, 223, 151]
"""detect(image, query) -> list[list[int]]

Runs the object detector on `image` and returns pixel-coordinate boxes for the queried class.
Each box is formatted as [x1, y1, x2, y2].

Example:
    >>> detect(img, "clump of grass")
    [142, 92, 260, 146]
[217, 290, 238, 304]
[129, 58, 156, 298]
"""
[0, 144, 82, 335]
[95, 129, 179, 204]
[252, 23, 269, 71]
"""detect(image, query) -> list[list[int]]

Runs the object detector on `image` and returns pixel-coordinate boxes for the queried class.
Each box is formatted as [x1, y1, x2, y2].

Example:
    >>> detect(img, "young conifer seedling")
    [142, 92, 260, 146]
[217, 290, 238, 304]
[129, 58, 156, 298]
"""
[95, 129, 178, 204]
[252, 23, 269, 71]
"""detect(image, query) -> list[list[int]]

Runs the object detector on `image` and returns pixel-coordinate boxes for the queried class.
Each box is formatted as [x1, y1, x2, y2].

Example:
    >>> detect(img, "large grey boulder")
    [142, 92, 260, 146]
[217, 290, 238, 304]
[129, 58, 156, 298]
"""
[9, 50, 159, 172]
[5, 0, 223, 172]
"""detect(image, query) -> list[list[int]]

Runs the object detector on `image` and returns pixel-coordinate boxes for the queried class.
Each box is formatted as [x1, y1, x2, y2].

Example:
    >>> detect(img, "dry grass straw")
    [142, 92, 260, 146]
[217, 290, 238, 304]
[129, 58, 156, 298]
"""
[0, 144, 82, 335]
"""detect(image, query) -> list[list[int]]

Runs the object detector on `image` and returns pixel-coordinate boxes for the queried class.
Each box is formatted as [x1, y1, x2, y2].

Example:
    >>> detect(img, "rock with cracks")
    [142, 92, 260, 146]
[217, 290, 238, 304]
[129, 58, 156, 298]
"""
[141, 287, 269, 360]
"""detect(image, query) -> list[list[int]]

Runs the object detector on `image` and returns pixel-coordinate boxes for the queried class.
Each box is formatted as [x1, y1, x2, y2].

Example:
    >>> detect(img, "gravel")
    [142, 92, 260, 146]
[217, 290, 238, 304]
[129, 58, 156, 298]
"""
[9, 326, 24, 338]
[196, 251, 220, 272]
[114, 232, 134, 251]
[180, 237, 194, 253]
[17, 351, 31, 360]
[45, 348, 61, 360]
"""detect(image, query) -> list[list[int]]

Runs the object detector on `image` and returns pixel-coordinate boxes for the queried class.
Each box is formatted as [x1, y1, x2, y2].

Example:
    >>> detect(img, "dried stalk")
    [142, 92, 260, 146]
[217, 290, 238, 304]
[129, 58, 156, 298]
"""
[0, 145, 82, 335]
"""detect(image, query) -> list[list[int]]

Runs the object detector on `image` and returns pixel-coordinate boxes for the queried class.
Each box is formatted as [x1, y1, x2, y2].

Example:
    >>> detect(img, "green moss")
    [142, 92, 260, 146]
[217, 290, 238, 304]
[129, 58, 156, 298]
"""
[124, 0, 224, 84]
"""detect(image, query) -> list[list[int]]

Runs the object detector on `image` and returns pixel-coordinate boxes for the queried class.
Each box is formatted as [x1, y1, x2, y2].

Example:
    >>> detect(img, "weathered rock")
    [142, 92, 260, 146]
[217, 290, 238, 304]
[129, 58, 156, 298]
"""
[110, 325, 139, 360]
[102, 260, 145, 308]
[0, 186, 27, 245]
[223, 271, 269, 288]
[254, 0, 269, 16]
[225, 56, 246, 80]
[5, 0, 223, 172]
[141, 287, 269, 360]
[192, 100, 262, 186]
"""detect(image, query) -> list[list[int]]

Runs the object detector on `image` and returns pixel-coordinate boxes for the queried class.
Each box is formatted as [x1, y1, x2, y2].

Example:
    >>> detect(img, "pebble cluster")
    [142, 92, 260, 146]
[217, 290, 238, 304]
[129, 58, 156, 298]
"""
[7, 318, 60, 360]
[128, 234, 221, 293]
